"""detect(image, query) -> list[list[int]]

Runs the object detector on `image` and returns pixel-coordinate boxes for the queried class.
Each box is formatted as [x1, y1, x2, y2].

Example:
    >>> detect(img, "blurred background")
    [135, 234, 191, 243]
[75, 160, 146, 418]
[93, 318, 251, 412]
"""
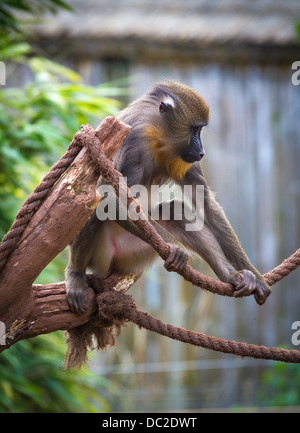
[0, 0, 300, 413]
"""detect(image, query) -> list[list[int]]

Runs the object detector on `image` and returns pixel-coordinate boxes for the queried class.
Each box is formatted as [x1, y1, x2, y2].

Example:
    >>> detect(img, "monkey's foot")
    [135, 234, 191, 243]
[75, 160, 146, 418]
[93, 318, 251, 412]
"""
[164, 244, 189, 272]
[67, 286, 91, 314]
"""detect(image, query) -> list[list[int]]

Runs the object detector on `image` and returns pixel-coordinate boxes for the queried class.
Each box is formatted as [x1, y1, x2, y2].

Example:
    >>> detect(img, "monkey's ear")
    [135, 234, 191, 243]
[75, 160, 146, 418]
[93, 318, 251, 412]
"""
[159, 101, 173, 114]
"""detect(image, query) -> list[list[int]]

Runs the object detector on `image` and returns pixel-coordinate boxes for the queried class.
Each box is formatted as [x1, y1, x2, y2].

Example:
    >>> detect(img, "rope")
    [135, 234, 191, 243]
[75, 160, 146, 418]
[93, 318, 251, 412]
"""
[93, 143, 300, 300]
[97, 290, 300, 364]
[264, 248, 300, 285]
[0, 118, 298, 364]
[1, 120, 299, 301]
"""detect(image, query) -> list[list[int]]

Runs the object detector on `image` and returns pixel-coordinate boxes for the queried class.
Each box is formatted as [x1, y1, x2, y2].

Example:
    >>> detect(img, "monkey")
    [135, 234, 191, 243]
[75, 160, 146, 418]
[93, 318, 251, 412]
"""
[65, 80, 271, 314]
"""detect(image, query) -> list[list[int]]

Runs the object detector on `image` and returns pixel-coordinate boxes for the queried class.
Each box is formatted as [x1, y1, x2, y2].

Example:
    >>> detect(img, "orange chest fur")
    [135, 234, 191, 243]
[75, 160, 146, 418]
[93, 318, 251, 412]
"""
[144, 125, 192, 181]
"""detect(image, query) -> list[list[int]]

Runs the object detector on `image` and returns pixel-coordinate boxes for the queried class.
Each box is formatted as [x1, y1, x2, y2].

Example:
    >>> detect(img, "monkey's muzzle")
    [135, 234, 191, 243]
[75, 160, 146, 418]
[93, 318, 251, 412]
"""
[181, 135, 205, 163]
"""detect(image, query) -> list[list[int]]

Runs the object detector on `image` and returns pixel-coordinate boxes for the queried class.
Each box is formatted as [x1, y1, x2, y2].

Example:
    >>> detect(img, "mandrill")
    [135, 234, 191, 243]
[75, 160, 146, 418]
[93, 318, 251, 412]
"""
[66, 80, 271, 314]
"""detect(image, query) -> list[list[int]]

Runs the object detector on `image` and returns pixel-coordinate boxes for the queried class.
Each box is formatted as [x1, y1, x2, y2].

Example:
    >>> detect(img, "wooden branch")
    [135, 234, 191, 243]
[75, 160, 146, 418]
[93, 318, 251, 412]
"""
[0, 117, 131, 346]
[1, 272, 141, 352]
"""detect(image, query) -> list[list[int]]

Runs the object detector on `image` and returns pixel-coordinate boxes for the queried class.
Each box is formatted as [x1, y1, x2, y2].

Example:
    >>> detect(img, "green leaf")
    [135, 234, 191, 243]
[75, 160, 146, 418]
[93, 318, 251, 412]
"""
[29, 57, 82, 83]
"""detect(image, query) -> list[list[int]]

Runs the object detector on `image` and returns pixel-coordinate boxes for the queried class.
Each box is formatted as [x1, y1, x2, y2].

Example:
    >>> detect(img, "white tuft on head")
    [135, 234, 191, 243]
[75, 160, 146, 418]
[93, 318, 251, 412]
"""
[162, 95, 175, 108]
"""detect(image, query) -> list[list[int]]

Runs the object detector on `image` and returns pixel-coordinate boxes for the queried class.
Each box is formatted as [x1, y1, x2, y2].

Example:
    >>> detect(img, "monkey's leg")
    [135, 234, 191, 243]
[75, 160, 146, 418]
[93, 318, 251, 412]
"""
[65, 213, 104, 314]
[65, 266, 89, 314]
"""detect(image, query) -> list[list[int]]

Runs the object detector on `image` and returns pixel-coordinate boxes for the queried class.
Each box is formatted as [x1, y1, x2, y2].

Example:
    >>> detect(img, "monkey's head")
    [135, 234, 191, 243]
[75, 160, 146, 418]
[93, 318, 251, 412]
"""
[145, 81, 209, 181]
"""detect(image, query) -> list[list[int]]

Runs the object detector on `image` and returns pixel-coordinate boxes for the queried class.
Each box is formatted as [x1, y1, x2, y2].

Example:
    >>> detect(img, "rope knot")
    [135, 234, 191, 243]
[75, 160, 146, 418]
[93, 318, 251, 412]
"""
[97, 290, 137, 326]
[65, 290, 137, 369]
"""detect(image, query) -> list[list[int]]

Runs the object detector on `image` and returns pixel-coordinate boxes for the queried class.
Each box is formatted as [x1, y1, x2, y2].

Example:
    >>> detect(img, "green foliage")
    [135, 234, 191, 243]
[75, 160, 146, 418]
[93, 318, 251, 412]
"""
[0, 1, 125, 412]
[0, 0, 72, 36]
[259, 362, 300, 407]
[0, 45, 122, 408]
[0, 332, 114, 412]
[0, 40, 121, 238]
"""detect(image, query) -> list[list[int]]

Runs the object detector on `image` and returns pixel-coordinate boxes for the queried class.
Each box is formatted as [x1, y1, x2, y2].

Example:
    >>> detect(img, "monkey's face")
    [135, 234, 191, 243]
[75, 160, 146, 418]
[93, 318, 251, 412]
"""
[145, 81, 209, 180]
[158, 82, 209, 164]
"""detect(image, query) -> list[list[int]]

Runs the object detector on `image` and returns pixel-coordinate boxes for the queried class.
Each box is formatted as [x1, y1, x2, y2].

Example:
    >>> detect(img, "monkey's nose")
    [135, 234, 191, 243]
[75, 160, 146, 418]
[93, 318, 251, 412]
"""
[199, 152, 205, 160]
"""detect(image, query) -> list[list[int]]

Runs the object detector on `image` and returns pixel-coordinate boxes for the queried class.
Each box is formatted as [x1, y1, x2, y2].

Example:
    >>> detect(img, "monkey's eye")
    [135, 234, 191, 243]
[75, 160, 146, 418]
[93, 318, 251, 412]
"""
[159, 101, 173, 114]
[191, 125, 202, 137]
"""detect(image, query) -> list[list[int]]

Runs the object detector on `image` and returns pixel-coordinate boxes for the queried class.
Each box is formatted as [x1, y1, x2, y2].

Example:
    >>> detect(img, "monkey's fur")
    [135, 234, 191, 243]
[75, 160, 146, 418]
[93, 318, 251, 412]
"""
[66, 80, 271, 315]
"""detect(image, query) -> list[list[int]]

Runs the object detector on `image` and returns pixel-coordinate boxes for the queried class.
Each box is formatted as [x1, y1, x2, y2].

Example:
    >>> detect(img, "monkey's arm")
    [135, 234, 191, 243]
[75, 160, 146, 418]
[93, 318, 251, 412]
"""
[205, 189, 271, 303]
[180, 165, 271, 305]
[115, 197, 189, 272]
[96, 173, 189, 272]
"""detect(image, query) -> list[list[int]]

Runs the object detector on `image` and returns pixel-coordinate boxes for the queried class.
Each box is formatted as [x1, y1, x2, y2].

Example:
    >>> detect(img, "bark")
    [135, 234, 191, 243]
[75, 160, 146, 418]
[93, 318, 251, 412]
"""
[0, 272, 141, 352]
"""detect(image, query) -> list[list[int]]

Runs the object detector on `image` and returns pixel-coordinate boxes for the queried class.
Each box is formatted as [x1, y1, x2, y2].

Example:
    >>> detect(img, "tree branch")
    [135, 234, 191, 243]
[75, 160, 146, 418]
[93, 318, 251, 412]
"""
[0, 116, 132, 350]
[1, 272, 141, 352]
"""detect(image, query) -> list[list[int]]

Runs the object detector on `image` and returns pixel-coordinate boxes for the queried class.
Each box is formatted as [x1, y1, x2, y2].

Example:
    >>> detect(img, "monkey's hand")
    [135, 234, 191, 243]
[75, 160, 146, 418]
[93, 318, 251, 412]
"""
[232, 269, 271, 305]
[164, 244, 189, 272]
[65, 269, 90, 314]
[254, 278, 272, 306]
[232, 269, 256, 298]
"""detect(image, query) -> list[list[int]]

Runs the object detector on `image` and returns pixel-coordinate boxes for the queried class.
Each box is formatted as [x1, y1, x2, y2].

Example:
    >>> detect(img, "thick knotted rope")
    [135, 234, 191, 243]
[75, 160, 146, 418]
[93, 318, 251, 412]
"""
[0, 119, 299, 369]
[1, 122, 299, 299]
[65, 289, 300, 369]
[81, 124, 300, 301]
